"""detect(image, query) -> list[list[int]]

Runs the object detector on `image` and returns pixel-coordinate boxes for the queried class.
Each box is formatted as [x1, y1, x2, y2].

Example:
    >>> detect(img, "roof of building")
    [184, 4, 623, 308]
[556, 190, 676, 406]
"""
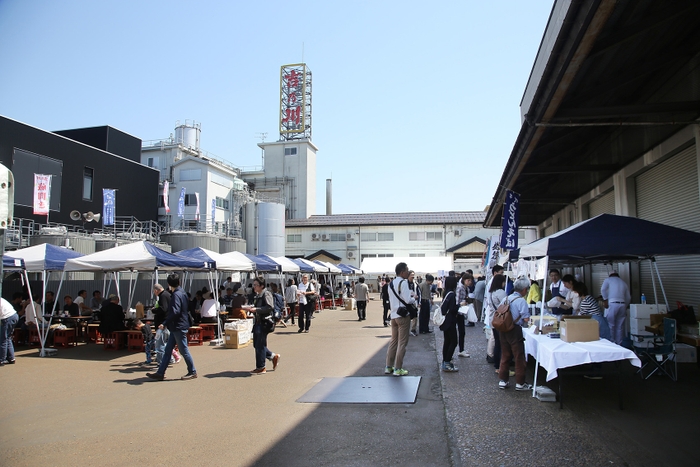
[306, 249, 342, 261]
[286, 211, 486, 227]
[445, 236, 486, 253]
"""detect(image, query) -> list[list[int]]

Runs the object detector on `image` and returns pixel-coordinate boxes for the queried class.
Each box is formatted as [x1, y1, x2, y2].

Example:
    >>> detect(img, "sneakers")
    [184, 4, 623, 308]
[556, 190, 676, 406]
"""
[384, 366, 394, 375]
[251, 367, 267, 374]
[298, 328, 304, 333]
[181, 373, 198, 380]
[410, 331, 417, 337]
[498, 380, 510, 389]
[515, 382, 533, 391]
[441, 362, 458, 372]
[458, 351, 470, 358]
[146, 372, 164, 381]
[393, 368, 409, 376]
[272, 354, 281, 370]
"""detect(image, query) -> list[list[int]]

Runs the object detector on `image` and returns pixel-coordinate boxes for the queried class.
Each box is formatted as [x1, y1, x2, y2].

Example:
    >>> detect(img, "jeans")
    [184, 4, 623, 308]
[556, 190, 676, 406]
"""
[156, 328, 196, 376]
[298, 302, 314, 331]
[442, 323, 458, 363]
[498, 325, 526, 385]
[419, 299, 431, 333]
[1, 313, 19, 362]
[386, 316, 411, 369]
[144, 339, 154, 364]
[253, 324, 273, 369]
[357, 300, 367, 320]
[287, 302, 296, 324]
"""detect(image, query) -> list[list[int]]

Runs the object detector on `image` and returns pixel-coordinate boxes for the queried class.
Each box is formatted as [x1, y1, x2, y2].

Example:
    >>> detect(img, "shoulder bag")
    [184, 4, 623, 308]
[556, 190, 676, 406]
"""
[389, 280, 418, 319]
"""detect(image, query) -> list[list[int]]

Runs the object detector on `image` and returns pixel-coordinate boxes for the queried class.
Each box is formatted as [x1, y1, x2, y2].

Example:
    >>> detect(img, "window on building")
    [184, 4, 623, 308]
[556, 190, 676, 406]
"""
[378, 253, 394, 258]
[158, 195, 165, 208]
[215, 197, 229, 210]
[287, 234, 301, 243]
[82, 167, 93, 201]
[328, 233, 345, 241]
[426, 232, 442, 240]
[518, 230, 526, 239]
[284, 147, 298, 156]
[361, 254, 377, 260]
[146, 156, 159, 168]
[409, 253, 425, 257]
[410, 231, 442, 241]
[184, 220, 198, 229]
[569, 210, 575, 226]
[179, 168, 202, 181]
[377, 233, 394, 241]
[184, 194, 198, 206]
[361, 232, 377, 241]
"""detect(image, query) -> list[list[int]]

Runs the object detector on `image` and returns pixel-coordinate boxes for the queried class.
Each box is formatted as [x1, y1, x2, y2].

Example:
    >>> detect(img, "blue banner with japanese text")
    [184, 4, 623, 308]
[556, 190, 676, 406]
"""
[178, 188, 185, 218]
[103, 189, 116, 226]
[500, 190, 520, 250]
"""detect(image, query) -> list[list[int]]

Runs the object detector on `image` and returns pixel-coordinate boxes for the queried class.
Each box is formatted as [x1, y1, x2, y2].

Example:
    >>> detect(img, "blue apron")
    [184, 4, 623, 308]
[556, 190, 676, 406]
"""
[550, 282, 570, 315]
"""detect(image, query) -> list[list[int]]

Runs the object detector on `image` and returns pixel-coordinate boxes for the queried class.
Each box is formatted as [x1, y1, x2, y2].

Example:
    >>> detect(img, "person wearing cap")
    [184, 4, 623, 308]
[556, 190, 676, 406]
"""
[601, 272, 631, 345]
[152, 284, 170, 329]
[148, 273, 197, 381]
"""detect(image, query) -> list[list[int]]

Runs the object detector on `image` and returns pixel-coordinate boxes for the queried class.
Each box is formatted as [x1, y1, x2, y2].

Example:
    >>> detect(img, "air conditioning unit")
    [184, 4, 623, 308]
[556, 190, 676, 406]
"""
[346, 233, 354, 241]
[321, 234, 329, 241]
[347, 251, 355, 258]
[311, 233, 319, 241]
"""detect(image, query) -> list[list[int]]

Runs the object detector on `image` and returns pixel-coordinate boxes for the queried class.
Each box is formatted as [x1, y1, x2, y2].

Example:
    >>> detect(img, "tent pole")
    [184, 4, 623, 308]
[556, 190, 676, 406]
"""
[114, 271, 121, 304]
[128, 271, 138, 310]
[38, 270, 47, 355]
[648, 258, 660, 314]
[533, 255, 549, 397]
[651, 259, 670, 311]
[44, 271, 66, 357]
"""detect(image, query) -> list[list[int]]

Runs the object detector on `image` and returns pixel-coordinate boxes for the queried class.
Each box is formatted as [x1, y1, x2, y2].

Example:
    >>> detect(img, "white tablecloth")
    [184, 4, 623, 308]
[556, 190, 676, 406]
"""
[523, 327, 641, 381]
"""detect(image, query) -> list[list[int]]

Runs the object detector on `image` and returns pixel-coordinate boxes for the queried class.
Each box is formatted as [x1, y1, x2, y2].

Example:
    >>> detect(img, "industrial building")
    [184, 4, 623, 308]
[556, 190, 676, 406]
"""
[485, 0, 700, 306]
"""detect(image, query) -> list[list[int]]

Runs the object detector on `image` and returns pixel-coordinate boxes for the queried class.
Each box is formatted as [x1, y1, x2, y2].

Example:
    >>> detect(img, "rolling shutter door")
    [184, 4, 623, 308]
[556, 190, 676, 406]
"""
[636, 145, 700, 307]
[586, 190, 616, 296]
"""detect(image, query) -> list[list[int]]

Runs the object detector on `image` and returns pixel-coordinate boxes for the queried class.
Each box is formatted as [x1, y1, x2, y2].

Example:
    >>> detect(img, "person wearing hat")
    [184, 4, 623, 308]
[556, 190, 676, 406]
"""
[200, 291, 218, 324]
[99, 294, 125, 335]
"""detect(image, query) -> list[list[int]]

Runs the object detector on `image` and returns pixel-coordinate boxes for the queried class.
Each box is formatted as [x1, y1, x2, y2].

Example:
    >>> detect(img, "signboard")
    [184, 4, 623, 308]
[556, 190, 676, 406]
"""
[178, 187, 185, 218]
[33, 174, 51, 216]
[195, 192, 200, 221]
[279, 63, 312, 139]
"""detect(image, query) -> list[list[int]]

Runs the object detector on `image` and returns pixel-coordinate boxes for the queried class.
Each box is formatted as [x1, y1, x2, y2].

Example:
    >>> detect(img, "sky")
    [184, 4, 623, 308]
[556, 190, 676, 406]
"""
[0, 0, 554, 216]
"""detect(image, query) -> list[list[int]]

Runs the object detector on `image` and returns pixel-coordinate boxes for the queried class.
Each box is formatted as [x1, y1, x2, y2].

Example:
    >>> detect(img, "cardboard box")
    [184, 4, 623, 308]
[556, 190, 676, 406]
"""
[344, 298, 356, 310]
[679, 323, 700, 336]
[630, 304, 667, 319]
[674, 343, 698, 363]
[530, 315, 559, 334]
[224, 329, 251, 349]
[630, 318, 652, 335]
[560, 319, 599, 343]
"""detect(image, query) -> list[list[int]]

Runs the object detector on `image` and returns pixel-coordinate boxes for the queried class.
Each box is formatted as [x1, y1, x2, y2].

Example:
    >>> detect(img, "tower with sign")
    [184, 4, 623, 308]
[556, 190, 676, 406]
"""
[279, 63, 312, 141]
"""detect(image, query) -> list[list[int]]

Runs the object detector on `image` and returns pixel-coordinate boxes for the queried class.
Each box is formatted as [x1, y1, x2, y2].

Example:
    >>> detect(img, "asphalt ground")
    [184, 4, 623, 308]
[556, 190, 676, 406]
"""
[2, 296, 698, 466]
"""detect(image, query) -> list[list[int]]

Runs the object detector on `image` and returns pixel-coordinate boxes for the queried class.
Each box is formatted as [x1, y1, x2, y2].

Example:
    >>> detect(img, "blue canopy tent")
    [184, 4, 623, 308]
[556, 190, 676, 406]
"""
[336, 263, 356, 275]
[244, 254, 281, 272]
[5, 243, 84, 355]
[511, 213, 700, 396]
[291, 258, 315, 273]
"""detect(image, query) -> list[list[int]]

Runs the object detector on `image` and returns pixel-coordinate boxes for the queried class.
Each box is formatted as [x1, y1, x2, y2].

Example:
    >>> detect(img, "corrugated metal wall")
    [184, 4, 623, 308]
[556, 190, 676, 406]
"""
[586, 190, 616, 297]
[636, 145, 700, 307]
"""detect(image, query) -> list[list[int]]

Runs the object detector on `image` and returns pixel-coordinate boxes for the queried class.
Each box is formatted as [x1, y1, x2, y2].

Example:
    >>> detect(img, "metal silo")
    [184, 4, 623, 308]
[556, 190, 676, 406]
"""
[257, 202, 285, 257]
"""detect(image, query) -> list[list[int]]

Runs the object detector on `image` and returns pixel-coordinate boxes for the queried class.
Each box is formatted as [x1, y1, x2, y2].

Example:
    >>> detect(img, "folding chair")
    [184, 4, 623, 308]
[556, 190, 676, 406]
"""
[639, 318, 677, 381]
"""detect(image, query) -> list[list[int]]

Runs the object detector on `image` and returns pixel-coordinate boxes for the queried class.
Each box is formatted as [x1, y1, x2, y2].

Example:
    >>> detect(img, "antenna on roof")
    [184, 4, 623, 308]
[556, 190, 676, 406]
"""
[256, 132, 267, 167]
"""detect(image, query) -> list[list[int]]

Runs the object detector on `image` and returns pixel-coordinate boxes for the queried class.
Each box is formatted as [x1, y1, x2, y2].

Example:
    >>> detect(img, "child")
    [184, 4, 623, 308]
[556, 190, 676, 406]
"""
[134, 319, 154, 365]
[153, 325, 182, 365]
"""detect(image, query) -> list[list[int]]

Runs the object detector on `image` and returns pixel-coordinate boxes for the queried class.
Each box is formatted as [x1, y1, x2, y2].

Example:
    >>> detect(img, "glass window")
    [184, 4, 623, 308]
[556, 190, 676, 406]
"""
[377, 253, 394, 258]
[377, 233, 393, 241]
[426, 232, 442, 240]
[329, 233, 345, 241]
[287, 234, 301, 243]
[284, 147, 298, 156]
[361, 254, 377, 260]
[409, 253, 425, 257]
[184, 194, 198, 206]
[146, 156, 159, 168]
[179, 168, 202, 181]
[215, 197, 229, 210]
[409, 232, 425, 241]
[361, 232, 377, 241]
[518, 230, 526, 239]
[82, 167, 93, 201]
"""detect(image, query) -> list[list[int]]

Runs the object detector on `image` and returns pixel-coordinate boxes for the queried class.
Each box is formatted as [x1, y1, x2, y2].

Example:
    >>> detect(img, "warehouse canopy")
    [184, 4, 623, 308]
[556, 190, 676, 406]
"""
[360, 257, 452, 275]
[515, 214, 700, 264]
[485, 0, 700, 227]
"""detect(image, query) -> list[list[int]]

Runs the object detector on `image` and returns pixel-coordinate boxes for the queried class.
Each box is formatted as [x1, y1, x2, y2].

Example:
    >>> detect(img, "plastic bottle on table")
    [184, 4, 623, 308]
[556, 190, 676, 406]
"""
[641, 293, 646, 304]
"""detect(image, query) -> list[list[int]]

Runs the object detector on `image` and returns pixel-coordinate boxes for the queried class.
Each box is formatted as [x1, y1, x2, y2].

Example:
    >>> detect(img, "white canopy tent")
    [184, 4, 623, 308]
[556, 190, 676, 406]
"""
[360, 256, 453, 275]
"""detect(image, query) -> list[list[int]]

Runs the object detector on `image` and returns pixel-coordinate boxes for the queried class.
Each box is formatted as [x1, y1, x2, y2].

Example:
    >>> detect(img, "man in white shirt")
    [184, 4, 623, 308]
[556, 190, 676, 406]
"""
[385, 262, 416, 377]
[74, 290, 92, 316]
[601, 272, 631, 345]
[354, 277, 370, 321]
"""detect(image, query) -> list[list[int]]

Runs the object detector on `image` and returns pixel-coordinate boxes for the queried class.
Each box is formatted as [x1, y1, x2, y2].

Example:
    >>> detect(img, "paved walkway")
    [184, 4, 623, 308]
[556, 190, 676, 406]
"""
[1, 296, 697, 466]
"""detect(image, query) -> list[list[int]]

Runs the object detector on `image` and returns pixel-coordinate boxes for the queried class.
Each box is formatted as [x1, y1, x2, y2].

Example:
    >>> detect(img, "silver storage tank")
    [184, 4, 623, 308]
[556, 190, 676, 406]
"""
[30, 234, 96, 255]
[219, 237, 247, 253]
[160, 232, 219, 253]
[257, 202, 285, 257]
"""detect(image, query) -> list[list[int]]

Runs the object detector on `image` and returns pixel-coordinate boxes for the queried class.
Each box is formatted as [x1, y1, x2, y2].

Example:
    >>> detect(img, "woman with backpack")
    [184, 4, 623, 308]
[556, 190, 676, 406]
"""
[488, 275, 508, 374]
[439, 276, 460, 372]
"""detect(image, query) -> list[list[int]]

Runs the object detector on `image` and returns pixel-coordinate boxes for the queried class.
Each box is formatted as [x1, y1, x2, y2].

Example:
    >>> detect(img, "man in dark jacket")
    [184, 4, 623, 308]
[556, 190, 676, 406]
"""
[245, 276, 280, 374]
[98, 295, 125, 334]
[147, 274, 197, 381]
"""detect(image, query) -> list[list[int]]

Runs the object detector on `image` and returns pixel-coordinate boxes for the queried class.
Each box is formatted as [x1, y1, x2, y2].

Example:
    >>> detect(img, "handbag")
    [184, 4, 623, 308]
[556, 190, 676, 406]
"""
[466, 304, 478, 323]
[432, 304, 445, 327]
[492, 299, 515, 333]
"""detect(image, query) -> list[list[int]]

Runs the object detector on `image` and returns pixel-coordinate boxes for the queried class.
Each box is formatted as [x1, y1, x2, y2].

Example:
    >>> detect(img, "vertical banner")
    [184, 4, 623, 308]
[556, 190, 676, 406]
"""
[211, 199, 216, 232]
[163, 180, 170, 213]
[178, 187, 185, 218]
[103, 189, 116, 226]
[500, 190, 520, 250]
[194, 192, 200, 221]
[33, 174, 51, 216]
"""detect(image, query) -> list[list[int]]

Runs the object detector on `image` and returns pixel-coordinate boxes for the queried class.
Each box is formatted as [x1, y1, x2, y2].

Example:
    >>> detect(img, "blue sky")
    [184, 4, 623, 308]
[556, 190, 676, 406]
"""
[0, 0, 553, 216]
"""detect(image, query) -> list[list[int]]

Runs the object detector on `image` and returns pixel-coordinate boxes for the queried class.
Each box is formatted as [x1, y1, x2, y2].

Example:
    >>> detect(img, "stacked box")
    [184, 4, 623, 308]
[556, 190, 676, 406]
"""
[674, 343, 698, 363]
[630, 304, 667, 319]
[224, 329, 251, 349]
